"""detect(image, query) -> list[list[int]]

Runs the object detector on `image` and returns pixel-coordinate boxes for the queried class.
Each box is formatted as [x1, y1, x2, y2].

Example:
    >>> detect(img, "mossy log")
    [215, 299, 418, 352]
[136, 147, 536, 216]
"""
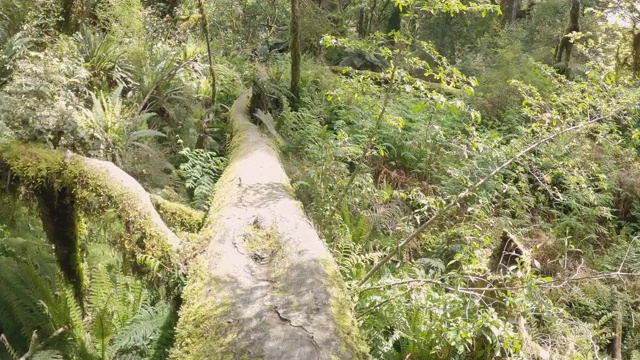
[170, 91, 370, 359]
[0, 143, 181, 282]
[150, 194, 205, 233]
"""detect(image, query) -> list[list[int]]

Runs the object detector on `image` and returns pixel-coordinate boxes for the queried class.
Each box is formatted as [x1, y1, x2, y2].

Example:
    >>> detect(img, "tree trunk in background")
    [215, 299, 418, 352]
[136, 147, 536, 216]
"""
[613, 307, 622, 359]
[500, 0, 520, 25]
[387, 4, 401, 34]
[290, 0, 301, 110]
[358, 9, 367, 38]
[158, 0, 182, 18]
[611, 290, 623, 360]
[633, 32, 640, 79]
[555, 0, 580, 65]
[60, 0, 92, 34]
[37, 185, 85, 312]
[195, 0, 217, 149]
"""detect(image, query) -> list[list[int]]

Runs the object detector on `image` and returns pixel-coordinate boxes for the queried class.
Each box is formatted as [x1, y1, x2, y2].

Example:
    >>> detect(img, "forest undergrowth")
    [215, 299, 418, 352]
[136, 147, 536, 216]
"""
[2, 0, 640, 359]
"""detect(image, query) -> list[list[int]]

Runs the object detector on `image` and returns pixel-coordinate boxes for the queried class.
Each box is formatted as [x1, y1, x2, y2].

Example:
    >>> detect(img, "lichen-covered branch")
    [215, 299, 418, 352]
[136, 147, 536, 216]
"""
[0, 143, 181, 282]
[170, 91, 370, 359]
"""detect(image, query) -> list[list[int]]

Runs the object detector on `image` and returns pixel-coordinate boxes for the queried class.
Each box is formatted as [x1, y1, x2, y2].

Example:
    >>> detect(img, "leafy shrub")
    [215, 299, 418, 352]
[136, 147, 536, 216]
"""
[0, 41, 91, 149]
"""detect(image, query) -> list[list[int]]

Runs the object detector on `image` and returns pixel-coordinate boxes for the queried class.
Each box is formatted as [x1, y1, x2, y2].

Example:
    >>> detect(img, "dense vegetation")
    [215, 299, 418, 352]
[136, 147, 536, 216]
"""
[1, 0, 640, 358]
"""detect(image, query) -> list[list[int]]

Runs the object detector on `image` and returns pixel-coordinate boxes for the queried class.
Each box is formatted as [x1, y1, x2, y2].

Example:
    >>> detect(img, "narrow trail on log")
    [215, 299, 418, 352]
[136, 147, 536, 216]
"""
[171, 91, 368, 359]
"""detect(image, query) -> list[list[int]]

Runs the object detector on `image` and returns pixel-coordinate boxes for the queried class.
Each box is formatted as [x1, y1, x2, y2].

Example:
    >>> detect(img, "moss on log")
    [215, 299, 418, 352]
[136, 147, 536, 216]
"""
[0, 143, 181, 280]
[150, 194, 205, 233]
[171, 91, 370, 359]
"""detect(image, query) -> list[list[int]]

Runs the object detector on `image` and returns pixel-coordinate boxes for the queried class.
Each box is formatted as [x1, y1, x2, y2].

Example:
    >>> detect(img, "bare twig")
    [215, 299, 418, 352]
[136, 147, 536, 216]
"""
[617, 236, 637, 274]
[359, 267, 640, 297]
[357, 279, 504, 318]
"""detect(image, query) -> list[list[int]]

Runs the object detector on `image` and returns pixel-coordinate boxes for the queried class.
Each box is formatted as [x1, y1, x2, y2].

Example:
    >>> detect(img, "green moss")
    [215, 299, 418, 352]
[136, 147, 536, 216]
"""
[0, 143, 87, 305]
[321, 258, 371, 358]
[150, 194, 204, 233]
[243, 224, 294, 290]
[242, 224, 280, 256]
[0, 143, 178, 285]
[169, 260, 239, 360]
[0, 143, 66, 189]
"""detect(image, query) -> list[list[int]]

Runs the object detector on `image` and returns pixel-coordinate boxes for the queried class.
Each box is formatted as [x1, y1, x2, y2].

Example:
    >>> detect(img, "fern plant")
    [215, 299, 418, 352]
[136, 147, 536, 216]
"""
[73, 25, 133, 90]
[0, 236, 87, 359]
[0, 228, 173, 360]
[82, 85, 166, 166]
[177, 147, 226, 210]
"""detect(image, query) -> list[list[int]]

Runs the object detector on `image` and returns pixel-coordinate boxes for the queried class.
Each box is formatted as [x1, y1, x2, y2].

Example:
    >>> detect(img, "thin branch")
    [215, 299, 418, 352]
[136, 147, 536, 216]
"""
[357, 110, 620, 286]
[617, 236, 637, 274]
[358, 269, 640, 304]
[357, 279, 504, 318]
[357, 286, 414, 319]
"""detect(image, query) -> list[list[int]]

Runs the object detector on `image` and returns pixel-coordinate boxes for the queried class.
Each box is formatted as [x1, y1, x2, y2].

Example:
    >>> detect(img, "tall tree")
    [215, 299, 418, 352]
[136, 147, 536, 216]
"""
[290, 0, 301, 109]
[633, 31, 640, 78]
[195, 0, 217, 149]
[60, 0, 93, 34]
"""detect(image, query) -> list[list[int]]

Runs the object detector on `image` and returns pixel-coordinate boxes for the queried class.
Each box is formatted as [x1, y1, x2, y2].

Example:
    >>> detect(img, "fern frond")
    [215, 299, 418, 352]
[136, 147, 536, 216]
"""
[178, 148, 226, 210]
[32, 349, 64, 360]
[110, 302, 171, 357]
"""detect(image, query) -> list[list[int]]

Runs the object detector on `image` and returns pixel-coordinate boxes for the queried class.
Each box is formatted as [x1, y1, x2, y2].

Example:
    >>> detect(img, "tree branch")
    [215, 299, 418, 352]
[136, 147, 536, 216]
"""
[0, 144, 181, 275]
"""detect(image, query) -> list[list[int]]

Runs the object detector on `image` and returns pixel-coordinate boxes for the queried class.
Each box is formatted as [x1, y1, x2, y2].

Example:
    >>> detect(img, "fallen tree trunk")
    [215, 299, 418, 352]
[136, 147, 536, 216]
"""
[0, 143, 181, 283]
[170, 91, 370, 359]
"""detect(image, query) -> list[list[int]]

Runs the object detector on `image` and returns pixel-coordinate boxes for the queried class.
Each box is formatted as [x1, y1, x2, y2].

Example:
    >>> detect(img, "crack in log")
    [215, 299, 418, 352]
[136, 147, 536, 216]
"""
[232, 239, 247, 256]
[273, 307, 320, 359]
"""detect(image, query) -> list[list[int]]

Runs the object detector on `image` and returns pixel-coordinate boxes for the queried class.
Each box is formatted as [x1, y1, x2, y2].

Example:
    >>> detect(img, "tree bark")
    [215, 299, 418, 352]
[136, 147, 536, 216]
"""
[500, 0, 521, 25]
[37, 183, 85, 311]
[633, 32, 640, 79]
[170, 91, 370, 359]
[612, 318, 623, 359]
[612, 299, 623, 360]
[290, 0, 302, 110]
